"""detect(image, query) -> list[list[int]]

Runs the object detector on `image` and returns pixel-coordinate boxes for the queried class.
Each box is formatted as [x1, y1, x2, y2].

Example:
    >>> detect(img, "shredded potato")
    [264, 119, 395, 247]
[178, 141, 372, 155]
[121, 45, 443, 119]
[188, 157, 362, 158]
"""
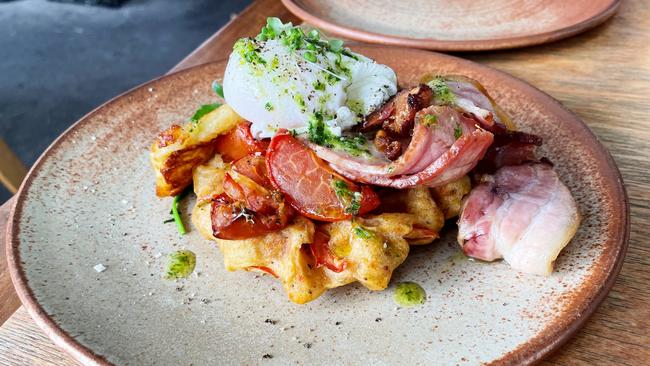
[150, 104, 244, 197]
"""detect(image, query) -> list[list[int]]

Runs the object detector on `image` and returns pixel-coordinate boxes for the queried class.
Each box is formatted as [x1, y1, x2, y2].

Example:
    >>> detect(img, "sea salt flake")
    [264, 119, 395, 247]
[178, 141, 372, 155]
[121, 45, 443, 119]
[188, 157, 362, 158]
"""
[93, 264, 107, 273]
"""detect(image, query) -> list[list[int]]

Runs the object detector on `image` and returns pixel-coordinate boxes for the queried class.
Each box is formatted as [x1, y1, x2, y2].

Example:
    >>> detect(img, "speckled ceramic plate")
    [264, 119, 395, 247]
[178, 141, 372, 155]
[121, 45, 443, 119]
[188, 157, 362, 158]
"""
[282, 0, 621, 51]
[7, 46, 628, 365]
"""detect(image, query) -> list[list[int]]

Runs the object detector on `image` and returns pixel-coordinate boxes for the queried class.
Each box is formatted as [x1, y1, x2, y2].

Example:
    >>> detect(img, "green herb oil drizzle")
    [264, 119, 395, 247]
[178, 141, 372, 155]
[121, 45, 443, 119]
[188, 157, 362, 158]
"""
[165, 250, 196, 279]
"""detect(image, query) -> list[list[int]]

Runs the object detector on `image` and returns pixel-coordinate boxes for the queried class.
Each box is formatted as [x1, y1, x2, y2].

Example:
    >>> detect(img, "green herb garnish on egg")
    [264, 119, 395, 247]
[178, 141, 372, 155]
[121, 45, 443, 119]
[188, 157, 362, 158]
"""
[312, 80, 326, 91]
[307, 113, 369, 156]
[256, 17, 290, 41]
[307, 29, 320, 41]
[234, 38, 267, 66]
[303, 51, 317, 63]
[293, 94, 306, 112]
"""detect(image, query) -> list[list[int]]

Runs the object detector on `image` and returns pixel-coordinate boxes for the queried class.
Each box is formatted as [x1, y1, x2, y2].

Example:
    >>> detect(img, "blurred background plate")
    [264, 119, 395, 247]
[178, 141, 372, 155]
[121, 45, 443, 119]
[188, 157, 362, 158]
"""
[7, 46, 628, 365]
[281, 0, 620, 51]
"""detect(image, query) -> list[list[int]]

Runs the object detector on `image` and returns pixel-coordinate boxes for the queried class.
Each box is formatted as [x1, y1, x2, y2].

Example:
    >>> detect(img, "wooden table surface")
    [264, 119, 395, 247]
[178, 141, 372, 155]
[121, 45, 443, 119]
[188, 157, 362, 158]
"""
[1, 0, 649, 364]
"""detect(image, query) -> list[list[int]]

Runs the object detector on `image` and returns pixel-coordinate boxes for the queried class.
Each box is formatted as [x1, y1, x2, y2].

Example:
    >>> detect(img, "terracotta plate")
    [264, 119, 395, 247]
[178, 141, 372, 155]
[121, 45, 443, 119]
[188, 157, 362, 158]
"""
[282, 0, 621, 51]
[7, 46, 628, 365]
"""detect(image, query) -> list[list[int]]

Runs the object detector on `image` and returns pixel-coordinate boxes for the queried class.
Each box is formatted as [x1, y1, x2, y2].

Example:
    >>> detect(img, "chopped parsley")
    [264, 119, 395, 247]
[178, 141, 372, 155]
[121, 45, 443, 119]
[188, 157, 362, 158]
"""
[234, 38, 267, 66]
[421, 114, 438, 127]
[312, 80, 326, 91]
[190, 103, 221, 123]
[454, 124, 463, 139]
[270, 55, 279, 69]
[264, 102, 274, 111]
[428, 77, 455, 104]
[307, 113, 369, 156]
[347, 195, 362, 215]
[293, 94, 306, 112]
[332, 179, 350, 196]
[333, 53, 351, 78]
[347, 99, 365, 115]
[282, 27, 305, 51]
[353, 226, 374, 239]
[328, 39, 344, 53]
[323, 67, 343, 85]
[303, 51, 317, 63]
[211, 80, 224, 98]
[331, 179, 362, 215]
[250, 17, 354, 80]
[256, 17, 291, 41]
[308, 113, 328, 145]
[307, 29, 320, 41]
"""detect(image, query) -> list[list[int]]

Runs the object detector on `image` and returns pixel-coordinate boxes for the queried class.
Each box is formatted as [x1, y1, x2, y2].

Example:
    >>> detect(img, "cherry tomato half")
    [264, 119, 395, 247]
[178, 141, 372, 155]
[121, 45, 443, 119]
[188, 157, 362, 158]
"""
[214, 122, 269, 162]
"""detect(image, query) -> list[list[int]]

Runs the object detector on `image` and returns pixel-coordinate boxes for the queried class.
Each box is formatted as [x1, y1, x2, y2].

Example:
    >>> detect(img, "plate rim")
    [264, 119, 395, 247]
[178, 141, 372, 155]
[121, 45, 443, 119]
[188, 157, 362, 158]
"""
[5, 48, 629, 365]
[281, 0, 621, 51]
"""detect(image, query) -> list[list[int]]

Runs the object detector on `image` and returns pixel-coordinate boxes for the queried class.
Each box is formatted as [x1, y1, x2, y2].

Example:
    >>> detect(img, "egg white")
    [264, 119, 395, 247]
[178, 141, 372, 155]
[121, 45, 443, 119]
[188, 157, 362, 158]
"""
[223, 38, 397, 138]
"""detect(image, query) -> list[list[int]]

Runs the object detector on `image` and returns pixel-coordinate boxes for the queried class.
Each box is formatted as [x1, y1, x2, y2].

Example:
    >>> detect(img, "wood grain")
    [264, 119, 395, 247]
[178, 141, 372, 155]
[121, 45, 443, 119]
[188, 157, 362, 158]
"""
[0, 308, 76, 366]
[1, 0, 649, 364]
[0, 197, 20, 326]
[0, 139, 27, 193]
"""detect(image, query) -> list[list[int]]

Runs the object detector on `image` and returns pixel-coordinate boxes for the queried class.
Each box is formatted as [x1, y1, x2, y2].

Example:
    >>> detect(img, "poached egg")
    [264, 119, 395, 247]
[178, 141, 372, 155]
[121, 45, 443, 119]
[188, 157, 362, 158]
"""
[222, 19, 397, 139]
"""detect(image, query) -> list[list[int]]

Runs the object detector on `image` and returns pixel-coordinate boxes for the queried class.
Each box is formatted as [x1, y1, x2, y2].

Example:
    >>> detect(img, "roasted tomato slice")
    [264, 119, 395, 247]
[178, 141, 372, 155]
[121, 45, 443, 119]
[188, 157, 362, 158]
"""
[266, 133, 380, 222]
[223, 172, 278, 214]
[232, 154, 273, 188]
[215, 122, 269, 162]
[309, 230, 346, 273]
